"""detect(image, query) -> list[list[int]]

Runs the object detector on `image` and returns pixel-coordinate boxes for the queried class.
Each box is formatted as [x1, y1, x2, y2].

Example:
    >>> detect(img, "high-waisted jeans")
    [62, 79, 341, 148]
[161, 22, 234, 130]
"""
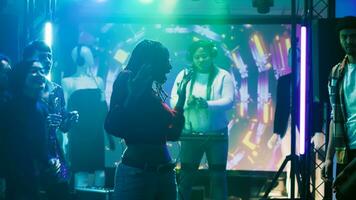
[113, 162, 177, 200]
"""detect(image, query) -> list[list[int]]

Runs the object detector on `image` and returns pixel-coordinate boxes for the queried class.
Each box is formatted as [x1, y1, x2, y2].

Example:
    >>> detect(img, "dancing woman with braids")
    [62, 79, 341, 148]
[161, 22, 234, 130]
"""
[105, 40, 191, 200]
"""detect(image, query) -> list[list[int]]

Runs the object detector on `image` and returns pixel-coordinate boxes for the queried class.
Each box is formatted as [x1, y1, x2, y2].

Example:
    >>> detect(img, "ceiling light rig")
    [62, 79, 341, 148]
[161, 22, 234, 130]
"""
[252, 0, 274, 14]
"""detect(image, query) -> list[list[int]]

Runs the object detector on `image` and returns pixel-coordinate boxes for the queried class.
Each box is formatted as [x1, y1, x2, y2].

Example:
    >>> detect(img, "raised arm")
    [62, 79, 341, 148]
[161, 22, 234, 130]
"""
[167, 69, 192, 141]
[170, 70, 185, 108]
[322, 120, 335, 181]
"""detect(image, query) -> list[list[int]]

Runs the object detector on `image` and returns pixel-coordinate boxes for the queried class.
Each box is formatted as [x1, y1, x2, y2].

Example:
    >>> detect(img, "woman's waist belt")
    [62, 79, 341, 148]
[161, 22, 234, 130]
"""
[121, 157, 176, 173]
[180, 127, 228, 141]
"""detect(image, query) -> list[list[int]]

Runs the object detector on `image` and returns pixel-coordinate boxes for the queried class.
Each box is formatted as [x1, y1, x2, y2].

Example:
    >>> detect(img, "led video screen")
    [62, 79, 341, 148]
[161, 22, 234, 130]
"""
[69, 23, 293, 171]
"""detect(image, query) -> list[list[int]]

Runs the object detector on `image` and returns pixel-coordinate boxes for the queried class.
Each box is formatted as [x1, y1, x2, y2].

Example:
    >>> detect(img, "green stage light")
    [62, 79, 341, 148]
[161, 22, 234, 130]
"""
[139, 0, 154, 4]
[159, 0, 177, 14]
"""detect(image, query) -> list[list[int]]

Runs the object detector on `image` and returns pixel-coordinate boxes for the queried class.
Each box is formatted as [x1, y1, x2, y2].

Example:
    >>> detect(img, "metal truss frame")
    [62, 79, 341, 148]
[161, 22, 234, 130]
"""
[307, 1, 335, 200]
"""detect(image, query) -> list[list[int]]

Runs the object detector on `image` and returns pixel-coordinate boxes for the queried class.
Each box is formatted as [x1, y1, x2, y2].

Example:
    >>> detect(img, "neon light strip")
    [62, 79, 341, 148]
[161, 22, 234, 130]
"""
[299, 26, 307, 154]
[44, 22, 53, 48]
[44, 21, 53, 81]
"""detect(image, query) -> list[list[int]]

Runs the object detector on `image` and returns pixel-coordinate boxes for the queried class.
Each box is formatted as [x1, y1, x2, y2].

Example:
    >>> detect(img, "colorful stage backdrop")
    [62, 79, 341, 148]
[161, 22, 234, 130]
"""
[71, 23, 296, 171]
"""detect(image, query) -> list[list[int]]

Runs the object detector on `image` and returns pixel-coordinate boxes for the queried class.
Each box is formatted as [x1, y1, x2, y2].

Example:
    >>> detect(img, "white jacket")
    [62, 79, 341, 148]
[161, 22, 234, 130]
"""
[170, 67, 236, 133]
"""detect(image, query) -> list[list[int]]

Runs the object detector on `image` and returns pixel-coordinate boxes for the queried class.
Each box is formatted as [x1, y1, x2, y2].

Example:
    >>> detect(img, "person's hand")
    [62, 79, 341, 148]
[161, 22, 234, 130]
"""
[333, 170, 346, 192]
[187, 96, 197, 107]
[267, 133, 280, 149]
[47, 114, 62, 128]
[186, 96, 208, 109]
[176, 70, 193, 109]
[177, 70, 192, 97]
[321, 159, 333, 182]
[47, 158, 61, 175]
[311, 132, 325, 150]
[67, 110, 79, 124]
[128, 64, 153, 97]
[66, 110, 79, 126]
[332, 158, 356, 191]
[106, 135, 116, 151]
[195, 97, 208, 108]
[59, 110, 79, 132]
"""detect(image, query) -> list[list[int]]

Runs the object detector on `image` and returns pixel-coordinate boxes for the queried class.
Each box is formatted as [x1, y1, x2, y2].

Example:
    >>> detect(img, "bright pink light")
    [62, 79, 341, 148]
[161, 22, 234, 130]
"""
[299, 26, 307, 154]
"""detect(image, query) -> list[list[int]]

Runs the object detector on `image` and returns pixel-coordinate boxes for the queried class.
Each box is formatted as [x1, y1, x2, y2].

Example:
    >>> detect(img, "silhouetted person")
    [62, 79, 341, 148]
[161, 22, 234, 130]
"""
[105, 40, 190, 200]
[1, 60, 48, 200]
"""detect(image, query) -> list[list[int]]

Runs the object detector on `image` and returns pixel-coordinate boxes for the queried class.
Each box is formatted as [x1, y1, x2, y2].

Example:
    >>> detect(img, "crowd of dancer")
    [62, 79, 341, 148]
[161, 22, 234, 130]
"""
[0, 16, 356, 200]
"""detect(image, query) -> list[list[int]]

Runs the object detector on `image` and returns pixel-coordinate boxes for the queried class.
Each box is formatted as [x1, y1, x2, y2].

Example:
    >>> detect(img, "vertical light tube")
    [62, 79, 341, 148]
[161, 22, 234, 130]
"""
[44, 21, 53, 48]
[44, 21, 53, 80]
[299, 26, 307, 154]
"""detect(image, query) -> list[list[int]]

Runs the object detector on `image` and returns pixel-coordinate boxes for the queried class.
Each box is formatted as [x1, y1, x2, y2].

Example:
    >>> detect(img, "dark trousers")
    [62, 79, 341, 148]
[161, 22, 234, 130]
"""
[178, 135, 228, 200]
[113, 163, 177, 200]
[5, 179, 71, 200]
[335, 149, 356, 200]
[44, 182, 71, 200]
[336, 149, 356, 174]
[5, 176, 40, 200]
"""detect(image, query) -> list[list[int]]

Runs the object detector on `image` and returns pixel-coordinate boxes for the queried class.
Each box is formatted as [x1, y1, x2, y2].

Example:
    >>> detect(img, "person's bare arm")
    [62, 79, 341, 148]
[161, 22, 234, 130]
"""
[322, 121, 335, 181]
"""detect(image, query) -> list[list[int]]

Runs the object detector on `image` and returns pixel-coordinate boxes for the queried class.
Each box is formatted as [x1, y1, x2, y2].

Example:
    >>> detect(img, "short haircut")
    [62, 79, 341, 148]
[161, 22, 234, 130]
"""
[10, 60, 40, 93]
[0, 53, 10, 63]
[336, 16, 356, 33]
[23, 40, 51, 60]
